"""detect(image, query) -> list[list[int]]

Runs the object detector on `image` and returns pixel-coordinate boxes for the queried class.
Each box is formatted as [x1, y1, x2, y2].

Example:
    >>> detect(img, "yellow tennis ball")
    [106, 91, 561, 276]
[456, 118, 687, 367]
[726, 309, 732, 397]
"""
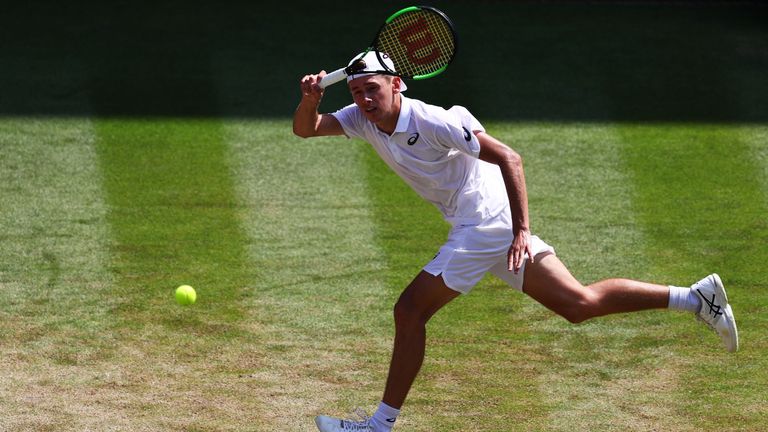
[175, 285, 197, 306]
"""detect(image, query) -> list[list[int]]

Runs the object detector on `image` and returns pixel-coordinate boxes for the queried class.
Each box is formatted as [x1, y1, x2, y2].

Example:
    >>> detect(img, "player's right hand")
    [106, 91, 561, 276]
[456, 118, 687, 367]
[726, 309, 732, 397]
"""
[300, 71, 327, 106]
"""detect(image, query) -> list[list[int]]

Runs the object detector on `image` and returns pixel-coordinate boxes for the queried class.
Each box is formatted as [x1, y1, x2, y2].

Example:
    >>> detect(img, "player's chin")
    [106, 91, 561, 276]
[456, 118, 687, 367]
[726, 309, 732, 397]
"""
[363, 108, 380, 121]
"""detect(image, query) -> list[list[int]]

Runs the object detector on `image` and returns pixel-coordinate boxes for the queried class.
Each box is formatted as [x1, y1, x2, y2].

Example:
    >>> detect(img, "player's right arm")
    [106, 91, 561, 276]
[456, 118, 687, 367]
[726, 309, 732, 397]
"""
[293, 71, 345, 138]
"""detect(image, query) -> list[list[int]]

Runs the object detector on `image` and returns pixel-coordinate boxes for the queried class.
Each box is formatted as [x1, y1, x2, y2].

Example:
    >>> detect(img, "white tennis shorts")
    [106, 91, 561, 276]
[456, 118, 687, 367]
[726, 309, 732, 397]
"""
[423, 214, 555, 294]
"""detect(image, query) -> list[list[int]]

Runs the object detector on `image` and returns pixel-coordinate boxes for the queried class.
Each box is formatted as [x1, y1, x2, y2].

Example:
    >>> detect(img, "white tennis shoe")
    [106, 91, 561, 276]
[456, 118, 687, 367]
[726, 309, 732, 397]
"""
[315, 409, 377, 432]
[692, 273, 739, 352]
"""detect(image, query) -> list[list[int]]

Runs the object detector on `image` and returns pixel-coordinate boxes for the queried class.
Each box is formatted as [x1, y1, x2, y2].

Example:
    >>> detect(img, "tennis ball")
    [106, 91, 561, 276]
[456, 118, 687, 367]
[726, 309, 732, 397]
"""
[175, 285, 197, 306]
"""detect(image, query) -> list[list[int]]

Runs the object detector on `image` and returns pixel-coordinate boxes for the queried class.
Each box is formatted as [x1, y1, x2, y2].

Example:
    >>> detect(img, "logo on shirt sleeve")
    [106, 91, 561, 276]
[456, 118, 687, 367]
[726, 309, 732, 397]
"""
[462, 127, 471, 142]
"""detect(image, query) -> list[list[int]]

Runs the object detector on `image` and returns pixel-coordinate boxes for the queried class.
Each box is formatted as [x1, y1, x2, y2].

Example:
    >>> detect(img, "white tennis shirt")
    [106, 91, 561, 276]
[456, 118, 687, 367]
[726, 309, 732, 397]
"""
[332, 95, 509, 226]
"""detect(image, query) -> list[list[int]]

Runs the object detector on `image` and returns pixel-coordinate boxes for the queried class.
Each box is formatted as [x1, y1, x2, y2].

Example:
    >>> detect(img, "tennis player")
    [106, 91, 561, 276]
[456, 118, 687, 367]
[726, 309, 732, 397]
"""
[293, 51, 739, 432]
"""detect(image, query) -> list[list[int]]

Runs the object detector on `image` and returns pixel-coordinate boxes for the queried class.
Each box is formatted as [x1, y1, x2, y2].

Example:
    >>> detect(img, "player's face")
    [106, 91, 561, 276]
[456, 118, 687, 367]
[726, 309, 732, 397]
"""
[349, 75, 401, 126]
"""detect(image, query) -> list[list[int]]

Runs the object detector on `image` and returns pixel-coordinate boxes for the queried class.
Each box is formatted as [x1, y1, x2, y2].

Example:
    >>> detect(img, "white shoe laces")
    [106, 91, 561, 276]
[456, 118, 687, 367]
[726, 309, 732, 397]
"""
[340, 408, 374, 431]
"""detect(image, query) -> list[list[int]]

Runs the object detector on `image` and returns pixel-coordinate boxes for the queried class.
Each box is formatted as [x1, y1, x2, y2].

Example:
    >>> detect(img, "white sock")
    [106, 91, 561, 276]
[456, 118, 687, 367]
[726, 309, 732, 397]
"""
[668, 286, 701, 313]
[371, 401, 400, 431]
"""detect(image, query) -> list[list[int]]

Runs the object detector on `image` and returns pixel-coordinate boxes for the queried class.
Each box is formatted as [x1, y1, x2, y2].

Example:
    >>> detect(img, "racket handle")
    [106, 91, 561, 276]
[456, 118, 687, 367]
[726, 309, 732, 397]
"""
[319, 67, 348, 89]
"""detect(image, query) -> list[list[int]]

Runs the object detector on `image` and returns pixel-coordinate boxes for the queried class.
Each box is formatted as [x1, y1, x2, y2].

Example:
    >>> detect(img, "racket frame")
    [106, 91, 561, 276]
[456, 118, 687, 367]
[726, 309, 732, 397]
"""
[318, 5, 456, 89]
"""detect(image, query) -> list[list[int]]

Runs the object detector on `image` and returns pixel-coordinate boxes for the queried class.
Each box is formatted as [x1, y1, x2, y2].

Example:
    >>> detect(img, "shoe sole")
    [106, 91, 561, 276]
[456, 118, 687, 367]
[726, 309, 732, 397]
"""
[722, 304, 739, 352]
[712, 273, 728, 305]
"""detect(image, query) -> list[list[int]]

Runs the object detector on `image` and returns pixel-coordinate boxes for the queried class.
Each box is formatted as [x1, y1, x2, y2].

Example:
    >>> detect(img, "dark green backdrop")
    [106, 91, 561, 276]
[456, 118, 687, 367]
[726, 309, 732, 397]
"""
[1, 1, 766, 121]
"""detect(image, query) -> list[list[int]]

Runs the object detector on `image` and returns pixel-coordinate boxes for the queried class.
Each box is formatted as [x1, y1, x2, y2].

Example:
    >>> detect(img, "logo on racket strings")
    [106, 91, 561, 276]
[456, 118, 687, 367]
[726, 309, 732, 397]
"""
[398, 17, 442, 65]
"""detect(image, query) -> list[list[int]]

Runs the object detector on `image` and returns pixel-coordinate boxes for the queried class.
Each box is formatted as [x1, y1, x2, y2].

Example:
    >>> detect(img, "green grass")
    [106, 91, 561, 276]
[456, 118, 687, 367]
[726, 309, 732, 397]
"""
[1, 2, 767, 431]
[95, 119, 252, 327]
[363, 122, 768, 431]
[1, 119, 767, 432]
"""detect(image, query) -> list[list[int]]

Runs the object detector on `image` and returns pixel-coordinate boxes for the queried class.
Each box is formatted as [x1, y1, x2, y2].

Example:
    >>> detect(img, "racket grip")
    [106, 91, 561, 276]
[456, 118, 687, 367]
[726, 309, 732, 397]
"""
[319, 67, 348, 89]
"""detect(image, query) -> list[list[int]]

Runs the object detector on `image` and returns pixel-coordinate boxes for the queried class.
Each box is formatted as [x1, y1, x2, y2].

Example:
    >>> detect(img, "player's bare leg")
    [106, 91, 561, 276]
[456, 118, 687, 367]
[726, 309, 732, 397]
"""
[383, 271, 460, 408]
[521, 253, 669, 323]
[316, 271, 459, 431]
[521, 253, 738, 352]
[316, 254, 739, 430]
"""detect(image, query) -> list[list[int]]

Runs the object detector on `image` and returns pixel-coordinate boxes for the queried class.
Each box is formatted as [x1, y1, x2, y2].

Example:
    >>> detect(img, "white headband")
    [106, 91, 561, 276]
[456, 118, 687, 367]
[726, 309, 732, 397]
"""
[346, 51, 408, 91]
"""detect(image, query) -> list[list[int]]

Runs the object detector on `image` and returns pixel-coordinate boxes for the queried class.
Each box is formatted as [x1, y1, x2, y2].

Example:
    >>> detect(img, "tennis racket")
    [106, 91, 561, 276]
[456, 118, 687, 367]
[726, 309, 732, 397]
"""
[319, 5, 457, 89]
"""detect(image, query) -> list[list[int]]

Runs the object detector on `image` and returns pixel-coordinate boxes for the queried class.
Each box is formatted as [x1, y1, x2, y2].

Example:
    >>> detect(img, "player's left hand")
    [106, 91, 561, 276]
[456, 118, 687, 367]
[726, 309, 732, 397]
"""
[508, 228, 533, 274]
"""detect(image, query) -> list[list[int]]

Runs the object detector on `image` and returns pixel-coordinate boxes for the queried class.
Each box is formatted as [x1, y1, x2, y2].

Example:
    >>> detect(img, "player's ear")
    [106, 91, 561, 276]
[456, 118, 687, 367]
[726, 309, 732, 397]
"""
[392, 76, 403, 94]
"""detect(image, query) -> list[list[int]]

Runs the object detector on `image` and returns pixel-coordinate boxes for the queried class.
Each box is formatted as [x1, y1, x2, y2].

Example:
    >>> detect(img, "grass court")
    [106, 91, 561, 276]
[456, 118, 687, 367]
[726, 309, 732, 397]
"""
[1, 2, 766, 431]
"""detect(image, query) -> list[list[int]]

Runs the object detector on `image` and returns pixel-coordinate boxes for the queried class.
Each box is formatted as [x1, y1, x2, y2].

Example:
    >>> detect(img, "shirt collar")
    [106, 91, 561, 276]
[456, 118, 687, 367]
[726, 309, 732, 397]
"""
[393, 95, 412, 134]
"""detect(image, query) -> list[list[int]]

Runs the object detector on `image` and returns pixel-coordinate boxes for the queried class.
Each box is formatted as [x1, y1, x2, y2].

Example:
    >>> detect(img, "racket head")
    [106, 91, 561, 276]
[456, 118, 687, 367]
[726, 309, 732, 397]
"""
[373, 6, 457, 80]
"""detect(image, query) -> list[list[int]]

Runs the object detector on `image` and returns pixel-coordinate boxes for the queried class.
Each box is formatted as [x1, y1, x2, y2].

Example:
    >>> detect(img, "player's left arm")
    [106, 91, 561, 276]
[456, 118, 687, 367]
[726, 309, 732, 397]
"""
[476, 131, 533, 273]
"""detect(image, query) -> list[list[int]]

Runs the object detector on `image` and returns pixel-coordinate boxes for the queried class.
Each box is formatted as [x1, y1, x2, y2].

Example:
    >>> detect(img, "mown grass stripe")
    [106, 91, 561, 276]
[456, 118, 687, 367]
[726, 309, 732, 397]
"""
[0, 118, 115, 429]
[0, 118, 112, 326]
[494, 123, 690, 431]
[84, 118, 262, 429]
[743, 125, 768, 207]
[224, 120, 392, 428]
[620, 124, 768, 281]
[94, 118, 254, 329]
[620, 124, 768, 431]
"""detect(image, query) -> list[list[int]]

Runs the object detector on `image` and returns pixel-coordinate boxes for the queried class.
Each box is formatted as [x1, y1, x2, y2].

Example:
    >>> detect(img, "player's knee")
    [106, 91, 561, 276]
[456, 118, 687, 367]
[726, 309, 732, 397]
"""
[559, 291, 601, 324]
[393, 297, 428, 329]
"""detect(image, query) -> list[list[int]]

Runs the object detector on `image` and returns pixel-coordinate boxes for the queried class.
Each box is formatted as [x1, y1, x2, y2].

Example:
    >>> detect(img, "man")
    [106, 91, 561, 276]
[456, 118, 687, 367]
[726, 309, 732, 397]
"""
[293, 51, 739, 432]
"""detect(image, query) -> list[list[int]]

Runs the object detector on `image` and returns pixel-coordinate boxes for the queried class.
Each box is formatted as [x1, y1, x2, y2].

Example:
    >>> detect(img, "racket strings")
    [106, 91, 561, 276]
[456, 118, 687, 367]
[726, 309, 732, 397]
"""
[377, 10, 455, 78]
